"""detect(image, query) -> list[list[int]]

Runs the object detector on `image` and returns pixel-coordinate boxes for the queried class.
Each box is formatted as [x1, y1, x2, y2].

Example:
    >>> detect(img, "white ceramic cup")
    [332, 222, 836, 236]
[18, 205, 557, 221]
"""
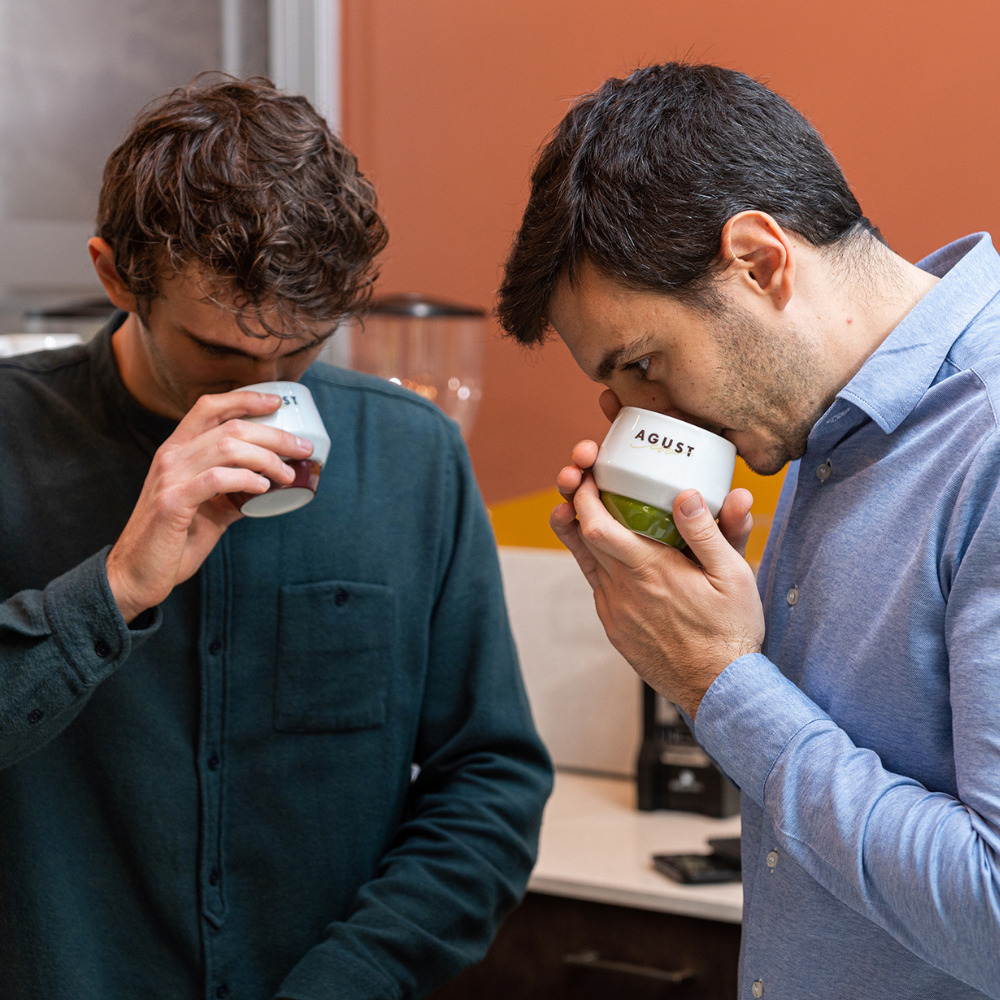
[228, 381, 332, 518]
[592, 406, 736, 547]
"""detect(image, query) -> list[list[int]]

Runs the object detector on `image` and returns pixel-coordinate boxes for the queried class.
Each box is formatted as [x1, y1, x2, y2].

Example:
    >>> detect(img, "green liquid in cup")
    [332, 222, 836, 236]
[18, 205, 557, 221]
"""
[600, 492, 687, 548]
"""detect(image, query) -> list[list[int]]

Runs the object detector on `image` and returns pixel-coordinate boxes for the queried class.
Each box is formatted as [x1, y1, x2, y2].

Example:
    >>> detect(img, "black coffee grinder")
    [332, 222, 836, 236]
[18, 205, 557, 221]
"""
[636, 683, 739, 817]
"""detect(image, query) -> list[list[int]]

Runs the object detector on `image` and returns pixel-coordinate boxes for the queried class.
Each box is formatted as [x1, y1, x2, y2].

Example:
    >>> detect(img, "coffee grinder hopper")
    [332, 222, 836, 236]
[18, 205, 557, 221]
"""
[346, 293, 485, 440]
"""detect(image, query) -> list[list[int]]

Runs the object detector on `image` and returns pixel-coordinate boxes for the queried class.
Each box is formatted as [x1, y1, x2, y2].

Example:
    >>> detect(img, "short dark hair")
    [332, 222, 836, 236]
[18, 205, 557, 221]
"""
[497, 62, 878, 345]
[97, 73, 388, 336]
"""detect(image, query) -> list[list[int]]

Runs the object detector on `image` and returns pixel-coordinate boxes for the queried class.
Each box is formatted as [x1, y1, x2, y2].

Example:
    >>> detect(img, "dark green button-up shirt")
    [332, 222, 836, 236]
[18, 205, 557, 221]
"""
[0, 316, 552, 1000]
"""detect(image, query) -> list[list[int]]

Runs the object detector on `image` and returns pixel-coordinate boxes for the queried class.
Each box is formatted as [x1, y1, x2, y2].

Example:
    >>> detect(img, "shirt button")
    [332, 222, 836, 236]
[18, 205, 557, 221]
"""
[215, 985, 229, 999]
[815, 459, 832, 481]
[209, 869, 220, 886]
[334, 588, 348, 606]
[94, 639, 112, 658]
[207, 754, 220, 770]
[208, 638, 222, 655]
[752, 979, 764, 998]
[786, 586, 799, 606]
[766, 850, 779, 870]
[26, 709, 43, 724]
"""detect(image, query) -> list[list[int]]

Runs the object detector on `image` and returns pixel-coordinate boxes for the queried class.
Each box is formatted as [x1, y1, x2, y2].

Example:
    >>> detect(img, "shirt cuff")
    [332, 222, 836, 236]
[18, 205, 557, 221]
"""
[693, 652, 831, 806]
[43, 546, 161, 687]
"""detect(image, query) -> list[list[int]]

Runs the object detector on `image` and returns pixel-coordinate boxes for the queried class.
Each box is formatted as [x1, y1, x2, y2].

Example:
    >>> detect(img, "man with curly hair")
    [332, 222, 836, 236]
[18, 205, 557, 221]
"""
[0, 76, 551, 1000]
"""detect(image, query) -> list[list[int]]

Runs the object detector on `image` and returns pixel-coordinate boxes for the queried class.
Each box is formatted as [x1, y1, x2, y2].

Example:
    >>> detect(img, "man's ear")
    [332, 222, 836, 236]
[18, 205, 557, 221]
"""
[88, 238, 139, 314]
[718, 211, 794, 310]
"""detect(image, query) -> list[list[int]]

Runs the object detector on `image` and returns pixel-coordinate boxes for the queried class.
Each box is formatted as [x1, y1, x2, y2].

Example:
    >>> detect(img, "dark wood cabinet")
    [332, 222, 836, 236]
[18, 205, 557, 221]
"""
[429, 891, 741, 1000]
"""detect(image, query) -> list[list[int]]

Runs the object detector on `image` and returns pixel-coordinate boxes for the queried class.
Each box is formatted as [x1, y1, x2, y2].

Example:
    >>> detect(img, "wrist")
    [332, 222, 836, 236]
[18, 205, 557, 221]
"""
[105, 549, 149, 624]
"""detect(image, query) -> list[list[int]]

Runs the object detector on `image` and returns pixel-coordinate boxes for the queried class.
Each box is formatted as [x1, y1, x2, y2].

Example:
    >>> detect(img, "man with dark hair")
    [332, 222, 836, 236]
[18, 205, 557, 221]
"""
[0, 75, 551, 1000]
[498, 62, 1000, 998]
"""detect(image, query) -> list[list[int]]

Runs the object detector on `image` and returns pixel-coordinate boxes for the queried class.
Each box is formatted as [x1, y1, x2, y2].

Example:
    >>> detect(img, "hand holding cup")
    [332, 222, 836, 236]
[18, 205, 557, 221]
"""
[593, 407, 737, 547]
[106, 387, 317, 622]
[227, 381, 331, 517]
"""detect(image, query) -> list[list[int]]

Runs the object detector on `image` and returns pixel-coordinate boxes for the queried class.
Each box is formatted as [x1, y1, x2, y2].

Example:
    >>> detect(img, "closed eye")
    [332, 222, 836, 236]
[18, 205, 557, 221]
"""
[195, 340, 241, 359]
[186, 329, 330, 360]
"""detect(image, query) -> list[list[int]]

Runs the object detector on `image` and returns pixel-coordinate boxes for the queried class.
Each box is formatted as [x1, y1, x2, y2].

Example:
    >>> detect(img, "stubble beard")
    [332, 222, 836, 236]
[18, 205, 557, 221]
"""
[706, 303, 828, 477]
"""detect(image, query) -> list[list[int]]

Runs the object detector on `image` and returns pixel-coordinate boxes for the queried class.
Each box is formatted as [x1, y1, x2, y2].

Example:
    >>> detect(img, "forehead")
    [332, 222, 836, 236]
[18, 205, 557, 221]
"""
[546, 262, 698, 380]
[153, 268, 334, 351]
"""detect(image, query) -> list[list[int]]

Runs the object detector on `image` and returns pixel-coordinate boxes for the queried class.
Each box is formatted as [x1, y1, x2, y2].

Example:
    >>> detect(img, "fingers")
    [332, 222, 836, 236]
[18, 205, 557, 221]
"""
[182, 389, 314, 456]
[570, 438, 600, 470]
[552, 472, 646, 588]
[550, 498, 604, 589]
[556, 464, 584, 502]
[176, 388, 283, 437]
[717, 488, 754, 558]
[171, 462, 274, 508]
[672, 489, 747, 579]
[202, 424, 309, 485]
[175, 389, 316, 487]
[569, 473, 651, 566]
[556, 439, 600, 502]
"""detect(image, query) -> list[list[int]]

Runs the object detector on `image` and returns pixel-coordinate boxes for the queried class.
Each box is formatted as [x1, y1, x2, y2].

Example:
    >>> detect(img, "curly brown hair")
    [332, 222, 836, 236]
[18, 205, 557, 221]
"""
[96, 73, 388, 337]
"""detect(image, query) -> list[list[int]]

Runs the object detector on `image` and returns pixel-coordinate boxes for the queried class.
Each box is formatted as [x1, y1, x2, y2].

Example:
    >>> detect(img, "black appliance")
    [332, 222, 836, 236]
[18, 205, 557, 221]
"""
[636, 683, 739, 817]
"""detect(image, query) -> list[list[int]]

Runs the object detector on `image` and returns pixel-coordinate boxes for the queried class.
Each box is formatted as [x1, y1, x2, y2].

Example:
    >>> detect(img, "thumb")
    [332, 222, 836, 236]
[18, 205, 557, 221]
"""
[672, 489, 735, 576]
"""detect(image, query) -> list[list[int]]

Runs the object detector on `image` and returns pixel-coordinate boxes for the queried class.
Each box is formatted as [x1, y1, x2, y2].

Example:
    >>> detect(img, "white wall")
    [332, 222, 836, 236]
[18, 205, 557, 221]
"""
[499, 547, 643, 777]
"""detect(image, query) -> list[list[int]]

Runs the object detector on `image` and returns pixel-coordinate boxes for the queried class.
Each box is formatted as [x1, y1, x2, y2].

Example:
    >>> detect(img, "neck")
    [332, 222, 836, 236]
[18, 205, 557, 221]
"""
[815, 237, 940, 391]
[860, 241, 939, 346]
[111, 311, 179, 419]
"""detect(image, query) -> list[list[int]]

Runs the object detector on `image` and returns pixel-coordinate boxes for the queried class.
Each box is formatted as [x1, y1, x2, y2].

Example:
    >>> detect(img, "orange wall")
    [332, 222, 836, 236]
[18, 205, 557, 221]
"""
[341, 1, 1000, 512]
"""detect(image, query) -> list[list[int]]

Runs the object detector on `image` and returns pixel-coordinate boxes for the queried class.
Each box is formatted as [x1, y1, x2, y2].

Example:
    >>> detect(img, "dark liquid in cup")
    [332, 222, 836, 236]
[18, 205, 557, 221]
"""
[227, 459, 322, 512]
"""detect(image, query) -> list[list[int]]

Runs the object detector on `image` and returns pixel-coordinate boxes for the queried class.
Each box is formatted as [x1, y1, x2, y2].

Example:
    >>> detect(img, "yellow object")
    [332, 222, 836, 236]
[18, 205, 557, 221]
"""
[489, 458, 786, 568]
[731, 459, 786, 569]
[489, 488, 566, 549]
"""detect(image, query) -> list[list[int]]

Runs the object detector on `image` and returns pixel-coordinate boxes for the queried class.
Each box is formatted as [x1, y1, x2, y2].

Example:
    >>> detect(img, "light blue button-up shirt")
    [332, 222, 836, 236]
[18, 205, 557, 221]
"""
[695, 233, 1000, 998]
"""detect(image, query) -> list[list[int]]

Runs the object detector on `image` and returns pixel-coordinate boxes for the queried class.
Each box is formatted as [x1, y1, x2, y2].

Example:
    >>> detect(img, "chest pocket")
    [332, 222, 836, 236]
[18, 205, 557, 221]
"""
[275, 580, 395, 733]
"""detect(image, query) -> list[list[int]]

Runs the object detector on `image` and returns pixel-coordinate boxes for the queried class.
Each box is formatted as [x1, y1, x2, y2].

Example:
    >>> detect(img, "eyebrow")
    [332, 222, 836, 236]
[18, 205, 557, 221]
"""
[594, 334, 654, 381]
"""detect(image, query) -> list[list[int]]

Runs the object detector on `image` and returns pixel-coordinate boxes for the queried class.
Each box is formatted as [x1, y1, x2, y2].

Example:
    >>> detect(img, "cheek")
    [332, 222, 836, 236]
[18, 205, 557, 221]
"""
[608, 377, 669, 412]
[637, 387, 669, 410]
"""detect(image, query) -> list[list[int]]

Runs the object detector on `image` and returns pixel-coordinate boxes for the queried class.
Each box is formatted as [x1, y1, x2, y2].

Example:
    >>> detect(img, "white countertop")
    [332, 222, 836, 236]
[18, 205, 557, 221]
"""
[528, 770, 743, 924]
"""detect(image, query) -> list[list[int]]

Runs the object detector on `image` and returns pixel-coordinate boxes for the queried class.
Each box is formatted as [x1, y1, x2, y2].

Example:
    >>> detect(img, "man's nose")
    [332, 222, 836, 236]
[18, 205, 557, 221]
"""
[244, 355, 282, 383]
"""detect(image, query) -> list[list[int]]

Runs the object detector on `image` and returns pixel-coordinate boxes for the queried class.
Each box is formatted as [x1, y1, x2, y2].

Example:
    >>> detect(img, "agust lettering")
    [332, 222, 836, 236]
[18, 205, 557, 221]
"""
[633, 428, 695, 457]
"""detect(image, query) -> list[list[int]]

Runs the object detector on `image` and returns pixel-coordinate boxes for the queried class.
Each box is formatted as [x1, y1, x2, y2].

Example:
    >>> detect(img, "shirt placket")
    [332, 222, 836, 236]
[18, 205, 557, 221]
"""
[198, 538, 231, 998]
[744, 421, 849, 999]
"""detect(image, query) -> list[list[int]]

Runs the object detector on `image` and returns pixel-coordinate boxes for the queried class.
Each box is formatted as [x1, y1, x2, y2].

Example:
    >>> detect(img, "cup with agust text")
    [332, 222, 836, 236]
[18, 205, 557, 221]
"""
[592, 406, 736, 547]
[227, 381, 331, 517]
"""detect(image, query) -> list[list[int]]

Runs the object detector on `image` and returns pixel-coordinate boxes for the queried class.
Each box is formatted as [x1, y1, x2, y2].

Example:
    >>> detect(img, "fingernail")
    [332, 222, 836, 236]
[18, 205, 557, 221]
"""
[679, 493, 705, 517]
[296, 436, 313, 451]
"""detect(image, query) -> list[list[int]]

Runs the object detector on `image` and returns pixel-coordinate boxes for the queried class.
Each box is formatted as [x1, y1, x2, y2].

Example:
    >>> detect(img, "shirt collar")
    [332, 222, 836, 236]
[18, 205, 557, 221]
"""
[831, 232, 1000, 434]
